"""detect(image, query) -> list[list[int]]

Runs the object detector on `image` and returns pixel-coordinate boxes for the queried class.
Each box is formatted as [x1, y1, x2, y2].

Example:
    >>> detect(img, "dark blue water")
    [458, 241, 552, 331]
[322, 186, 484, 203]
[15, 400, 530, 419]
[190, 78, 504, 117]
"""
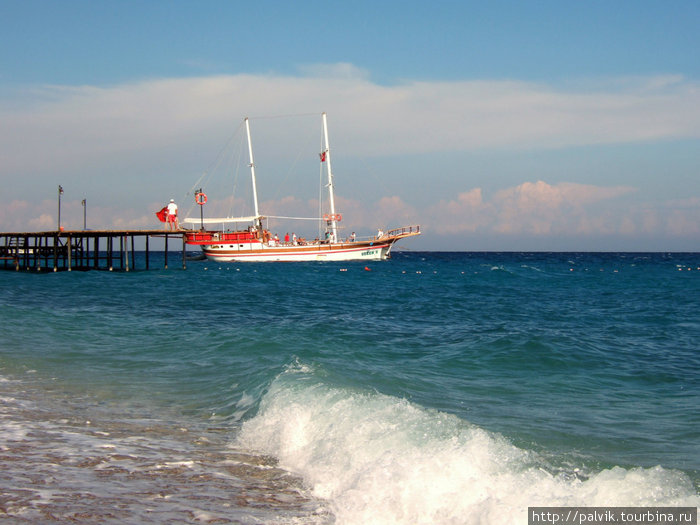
[1, 252, 698, 523]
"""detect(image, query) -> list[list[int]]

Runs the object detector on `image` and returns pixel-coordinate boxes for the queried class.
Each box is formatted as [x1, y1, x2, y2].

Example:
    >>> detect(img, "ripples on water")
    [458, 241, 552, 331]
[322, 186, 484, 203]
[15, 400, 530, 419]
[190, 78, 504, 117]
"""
[0, 252, 698, 523]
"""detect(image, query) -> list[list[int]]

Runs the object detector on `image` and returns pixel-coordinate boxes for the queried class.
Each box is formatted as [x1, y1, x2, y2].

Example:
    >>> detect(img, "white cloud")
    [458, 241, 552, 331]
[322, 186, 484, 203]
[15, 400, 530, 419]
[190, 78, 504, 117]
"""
[429, 180, 641, 236]
[297, 62, 370, 80]
[2, 69, 699, 176]
[1, 66, 699, 248]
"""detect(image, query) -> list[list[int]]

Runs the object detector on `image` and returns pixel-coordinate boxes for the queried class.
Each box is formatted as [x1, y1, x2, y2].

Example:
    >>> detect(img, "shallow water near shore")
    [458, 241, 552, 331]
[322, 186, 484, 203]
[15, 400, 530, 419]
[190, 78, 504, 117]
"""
[1, 252, 698, 523]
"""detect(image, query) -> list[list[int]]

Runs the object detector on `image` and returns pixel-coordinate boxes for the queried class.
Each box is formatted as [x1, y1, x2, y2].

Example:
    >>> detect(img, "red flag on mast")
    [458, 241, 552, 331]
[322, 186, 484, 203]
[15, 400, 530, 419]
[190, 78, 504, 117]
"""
[319, 151, 326, 162]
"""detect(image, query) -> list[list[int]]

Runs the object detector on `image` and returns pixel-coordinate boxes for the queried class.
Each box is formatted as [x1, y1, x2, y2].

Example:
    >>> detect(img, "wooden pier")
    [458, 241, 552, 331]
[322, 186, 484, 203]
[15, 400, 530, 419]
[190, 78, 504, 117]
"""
[0, 230, 188, 272]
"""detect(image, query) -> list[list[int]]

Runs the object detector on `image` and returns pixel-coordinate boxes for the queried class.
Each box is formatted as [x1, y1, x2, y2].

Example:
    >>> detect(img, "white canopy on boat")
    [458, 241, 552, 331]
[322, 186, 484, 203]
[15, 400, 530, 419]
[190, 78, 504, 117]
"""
[182, 216, 260, 225]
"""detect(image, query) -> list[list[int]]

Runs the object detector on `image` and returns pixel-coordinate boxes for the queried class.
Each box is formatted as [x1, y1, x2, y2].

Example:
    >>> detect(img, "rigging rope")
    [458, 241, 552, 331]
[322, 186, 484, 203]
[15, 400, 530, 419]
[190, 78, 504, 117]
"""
[245, 112, 319, 121]
[266, 215, 325, 221]
[182, 120, 247, 220]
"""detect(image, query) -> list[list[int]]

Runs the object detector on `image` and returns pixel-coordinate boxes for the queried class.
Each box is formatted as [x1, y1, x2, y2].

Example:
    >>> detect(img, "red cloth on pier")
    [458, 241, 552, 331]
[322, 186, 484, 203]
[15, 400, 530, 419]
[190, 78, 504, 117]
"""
[156, 206, 168, 222]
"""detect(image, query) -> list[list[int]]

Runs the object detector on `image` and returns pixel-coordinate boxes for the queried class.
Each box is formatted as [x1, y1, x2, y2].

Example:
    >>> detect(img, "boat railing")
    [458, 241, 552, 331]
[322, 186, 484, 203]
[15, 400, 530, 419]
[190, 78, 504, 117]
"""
[386, 225, 421, 238]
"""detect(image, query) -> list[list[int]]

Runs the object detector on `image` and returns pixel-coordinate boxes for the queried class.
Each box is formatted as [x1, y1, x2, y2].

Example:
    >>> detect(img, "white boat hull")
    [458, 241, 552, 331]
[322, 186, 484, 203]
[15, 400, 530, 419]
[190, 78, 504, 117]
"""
[201, 241, 393, 262]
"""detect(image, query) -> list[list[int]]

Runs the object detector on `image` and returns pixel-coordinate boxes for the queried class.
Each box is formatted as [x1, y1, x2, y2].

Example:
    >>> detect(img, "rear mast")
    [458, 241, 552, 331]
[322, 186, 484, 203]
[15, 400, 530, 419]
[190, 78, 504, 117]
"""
[322, 112, 339, 243]
[244, 117, 263, 233]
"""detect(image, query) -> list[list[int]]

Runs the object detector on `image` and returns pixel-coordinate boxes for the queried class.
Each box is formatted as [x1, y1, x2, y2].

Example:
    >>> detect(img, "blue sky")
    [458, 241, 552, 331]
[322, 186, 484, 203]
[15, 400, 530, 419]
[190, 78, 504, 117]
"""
[1, 0, 699, 250]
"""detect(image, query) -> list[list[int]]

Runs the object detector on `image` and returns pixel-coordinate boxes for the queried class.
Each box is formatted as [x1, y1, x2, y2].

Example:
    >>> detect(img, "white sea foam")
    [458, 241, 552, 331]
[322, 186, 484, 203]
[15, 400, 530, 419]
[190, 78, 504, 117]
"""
[237, 369, 699, 525]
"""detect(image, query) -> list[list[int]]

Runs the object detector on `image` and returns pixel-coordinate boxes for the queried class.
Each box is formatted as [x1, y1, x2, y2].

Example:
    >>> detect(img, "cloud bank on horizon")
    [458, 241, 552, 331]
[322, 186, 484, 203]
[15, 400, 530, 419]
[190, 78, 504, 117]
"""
[1, 66, 699, 250]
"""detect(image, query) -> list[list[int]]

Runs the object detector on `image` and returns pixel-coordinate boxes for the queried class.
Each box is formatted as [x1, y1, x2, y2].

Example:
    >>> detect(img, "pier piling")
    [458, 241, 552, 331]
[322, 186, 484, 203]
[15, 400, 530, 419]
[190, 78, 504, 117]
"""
[0, 230, 188, 272]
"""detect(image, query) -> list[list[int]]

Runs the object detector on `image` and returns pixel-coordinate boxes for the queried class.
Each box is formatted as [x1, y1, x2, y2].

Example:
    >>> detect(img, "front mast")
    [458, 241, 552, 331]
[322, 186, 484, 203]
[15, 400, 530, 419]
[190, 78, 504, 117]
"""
[245, 117, 263, 234]
[322, 112, 339, 243]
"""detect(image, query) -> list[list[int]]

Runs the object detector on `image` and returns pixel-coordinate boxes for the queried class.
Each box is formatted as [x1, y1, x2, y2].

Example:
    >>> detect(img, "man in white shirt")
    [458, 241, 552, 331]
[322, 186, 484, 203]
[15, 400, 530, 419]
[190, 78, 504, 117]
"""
[166, 199, 178, 230]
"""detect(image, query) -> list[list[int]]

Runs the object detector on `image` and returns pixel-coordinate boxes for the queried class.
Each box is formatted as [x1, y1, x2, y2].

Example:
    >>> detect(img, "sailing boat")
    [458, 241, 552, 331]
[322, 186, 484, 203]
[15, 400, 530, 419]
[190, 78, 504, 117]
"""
[182, 113, 420, 262]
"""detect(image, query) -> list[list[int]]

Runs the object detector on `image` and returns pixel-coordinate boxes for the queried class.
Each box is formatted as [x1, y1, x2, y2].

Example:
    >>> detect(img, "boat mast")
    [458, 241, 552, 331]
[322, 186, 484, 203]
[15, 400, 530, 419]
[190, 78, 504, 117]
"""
[244, 117, 262, 233]
[322, 112, 338, 243]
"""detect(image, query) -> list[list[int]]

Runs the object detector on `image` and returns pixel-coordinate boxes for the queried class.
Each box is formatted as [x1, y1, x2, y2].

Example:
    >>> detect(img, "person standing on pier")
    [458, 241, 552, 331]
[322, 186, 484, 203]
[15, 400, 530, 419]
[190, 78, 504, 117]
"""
[166, 199, 178, 231]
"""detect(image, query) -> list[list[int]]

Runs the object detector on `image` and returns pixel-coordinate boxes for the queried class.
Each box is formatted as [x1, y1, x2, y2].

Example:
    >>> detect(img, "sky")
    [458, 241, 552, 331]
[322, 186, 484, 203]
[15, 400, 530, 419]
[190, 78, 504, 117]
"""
[1, 0, 699, 251]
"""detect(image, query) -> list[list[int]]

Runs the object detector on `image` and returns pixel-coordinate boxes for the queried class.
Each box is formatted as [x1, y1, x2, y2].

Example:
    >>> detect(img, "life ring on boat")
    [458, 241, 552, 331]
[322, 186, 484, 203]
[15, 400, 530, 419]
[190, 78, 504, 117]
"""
[195, 192, 208, 205]
[323, 213, 342, 222]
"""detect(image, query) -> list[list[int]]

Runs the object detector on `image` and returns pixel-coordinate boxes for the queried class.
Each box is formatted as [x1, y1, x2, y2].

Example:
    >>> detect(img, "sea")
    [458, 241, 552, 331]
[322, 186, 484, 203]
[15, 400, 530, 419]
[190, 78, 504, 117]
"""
[1, 251, 698, 524]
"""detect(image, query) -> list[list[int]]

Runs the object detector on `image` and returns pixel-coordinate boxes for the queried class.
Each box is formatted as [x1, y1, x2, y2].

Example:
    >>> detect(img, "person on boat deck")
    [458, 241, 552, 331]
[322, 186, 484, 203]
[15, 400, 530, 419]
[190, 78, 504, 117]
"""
[166, 199, 178, 231]
[292, 233, 297, 245]
[377, 228, 383, 239]
[350, 232, 356, 242]
[284, 232, 290, 244]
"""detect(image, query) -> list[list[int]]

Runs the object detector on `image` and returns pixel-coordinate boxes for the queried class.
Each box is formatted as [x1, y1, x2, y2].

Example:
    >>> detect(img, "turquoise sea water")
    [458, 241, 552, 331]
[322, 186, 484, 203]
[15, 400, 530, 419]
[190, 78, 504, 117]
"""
[1, 252, 698, 524]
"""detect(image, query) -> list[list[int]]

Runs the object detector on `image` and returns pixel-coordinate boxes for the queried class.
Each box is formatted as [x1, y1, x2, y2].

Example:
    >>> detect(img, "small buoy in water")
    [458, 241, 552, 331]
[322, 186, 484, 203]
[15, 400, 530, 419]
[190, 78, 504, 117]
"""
[340, 268, 347, 272]
[364, 266, 371, 271]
